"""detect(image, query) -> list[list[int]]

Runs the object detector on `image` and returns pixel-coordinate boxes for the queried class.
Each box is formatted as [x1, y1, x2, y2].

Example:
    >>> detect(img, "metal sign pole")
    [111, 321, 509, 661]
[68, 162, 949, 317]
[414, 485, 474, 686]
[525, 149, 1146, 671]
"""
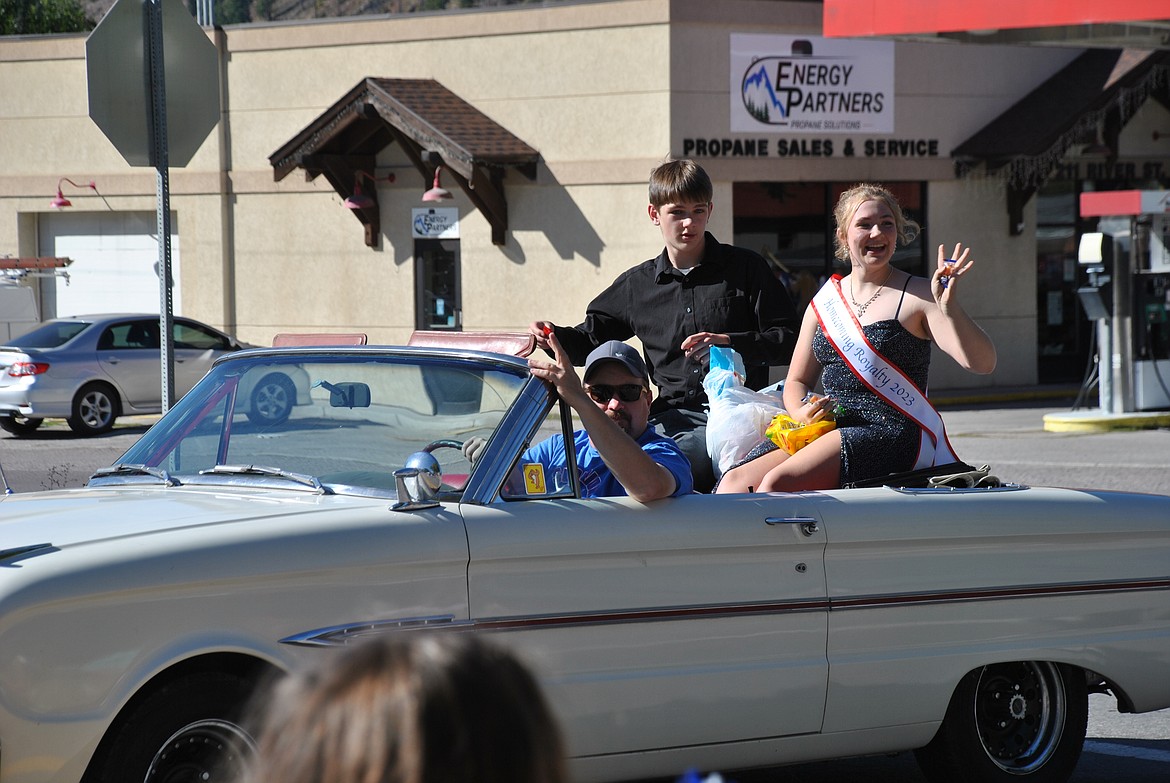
[147, 0, 175, 411]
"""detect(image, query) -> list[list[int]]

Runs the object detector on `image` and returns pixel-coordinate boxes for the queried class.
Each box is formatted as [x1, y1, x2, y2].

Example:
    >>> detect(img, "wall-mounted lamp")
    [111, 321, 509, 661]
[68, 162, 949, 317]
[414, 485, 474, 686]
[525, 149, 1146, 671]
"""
[421, 166, 453, 202]
[51, 178, 100, 209]
[343, 170, 395, 210]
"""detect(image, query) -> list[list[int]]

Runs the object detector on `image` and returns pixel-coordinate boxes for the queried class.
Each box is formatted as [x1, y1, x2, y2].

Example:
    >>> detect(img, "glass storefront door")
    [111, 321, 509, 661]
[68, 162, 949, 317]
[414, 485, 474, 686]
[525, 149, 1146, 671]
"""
[1037, 181, 1093, 383]
[414, 238, 461, 331]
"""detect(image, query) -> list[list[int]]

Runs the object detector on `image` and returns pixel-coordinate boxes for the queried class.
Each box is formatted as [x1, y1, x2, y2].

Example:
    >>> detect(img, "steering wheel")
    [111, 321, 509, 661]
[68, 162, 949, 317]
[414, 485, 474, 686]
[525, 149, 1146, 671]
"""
[422, 439, 464, 454]
[413, 439, 470, 493]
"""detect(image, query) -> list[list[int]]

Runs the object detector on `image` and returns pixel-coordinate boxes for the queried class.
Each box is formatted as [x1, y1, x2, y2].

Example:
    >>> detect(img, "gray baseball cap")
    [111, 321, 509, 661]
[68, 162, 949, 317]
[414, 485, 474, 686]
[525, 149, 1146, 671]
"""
[583, 340, 649, 384]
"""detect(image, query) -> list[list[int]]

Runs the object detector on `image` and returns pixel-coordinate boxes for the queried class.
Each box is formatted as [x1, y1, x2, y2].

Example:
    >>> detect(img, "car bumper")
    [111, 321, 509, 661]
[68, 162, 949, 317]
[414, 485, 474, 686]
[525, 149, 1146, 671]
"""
[0, 383, 72, 419]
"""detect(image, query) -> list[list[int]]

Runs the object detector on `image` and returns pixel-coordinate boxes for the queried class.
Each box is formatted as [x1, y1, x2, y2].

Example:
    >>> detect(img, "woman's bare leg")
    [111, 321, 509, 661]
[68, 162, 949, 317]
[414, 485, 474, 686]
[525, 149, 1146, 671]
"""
[757, 431, 842, 492]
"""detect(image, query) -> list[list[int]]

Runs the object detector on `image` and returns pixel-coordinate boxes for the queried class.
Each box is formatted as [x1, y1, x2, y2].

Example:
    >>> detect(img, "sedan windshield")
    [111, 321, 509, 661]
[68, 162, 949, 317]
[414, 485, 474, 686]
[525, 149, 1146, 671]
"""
[109, 350, 529, 497]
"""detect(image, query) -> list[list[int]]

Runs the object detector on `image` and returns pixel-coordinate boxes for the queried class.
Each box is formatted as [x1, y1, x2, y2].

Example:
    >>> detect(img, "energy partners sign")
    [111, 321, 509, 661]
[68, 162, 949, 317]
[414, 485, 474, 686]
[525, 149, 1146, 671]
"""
[412, 208, 459, 239]
[730, 34, 894, 134]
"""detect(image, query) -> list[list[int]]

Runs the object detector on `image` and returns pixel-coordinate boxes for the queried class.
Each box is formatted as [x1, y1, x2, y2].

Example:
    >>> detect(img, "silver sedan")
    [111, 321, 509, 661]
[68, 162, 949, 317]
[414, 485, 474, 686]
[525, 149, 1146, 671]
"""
[0, 314, 306, 436]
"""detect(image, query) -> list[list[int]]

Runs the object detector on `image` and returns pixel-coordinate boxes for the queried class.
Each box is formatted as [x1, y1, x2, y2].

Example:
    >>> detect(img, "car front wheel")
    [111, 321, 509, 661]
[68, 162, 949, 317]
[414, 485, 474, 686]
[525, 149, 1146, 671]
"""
[246, 373, 295, 425]
[68, 383, 118, 436]
[915, 661, 1088, 783]
[84, 671, 257, 783]
[0, 415, 43, 436]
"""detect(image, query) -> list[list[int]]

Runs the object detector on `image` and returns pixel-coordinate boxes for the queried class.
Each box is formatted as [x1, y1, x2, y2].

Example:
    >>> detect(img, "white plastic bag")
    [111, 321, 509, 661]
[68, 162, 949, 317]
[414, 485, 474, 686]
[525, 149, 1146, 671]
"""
[704, 347, 785, 478]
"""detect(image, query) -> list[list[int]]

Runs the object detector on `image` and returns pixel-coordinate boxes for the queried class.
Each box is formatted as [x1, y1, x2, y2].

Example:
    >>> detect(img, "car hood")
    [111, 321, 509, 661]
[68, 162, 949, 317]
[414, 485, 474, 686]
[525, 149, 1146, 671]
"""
[0, 486, 384, 552]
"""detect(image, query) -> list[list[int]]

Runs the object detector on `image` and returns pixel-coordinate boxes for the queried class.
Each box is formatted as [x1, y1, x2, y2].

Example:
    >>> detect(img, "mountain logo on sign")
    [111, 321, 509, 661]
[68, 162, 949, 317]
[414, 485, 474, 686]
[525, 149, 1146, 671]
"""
[741, 63, 785, 124]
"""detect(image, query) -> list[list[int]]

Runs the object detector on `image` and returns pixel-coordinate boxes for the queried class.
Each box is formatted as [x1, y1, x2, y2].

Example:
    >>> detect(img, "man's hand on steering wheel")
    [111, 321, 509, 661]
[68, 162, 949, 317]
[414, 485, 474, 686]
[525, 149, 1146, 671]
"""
[462, 436, 487, 464]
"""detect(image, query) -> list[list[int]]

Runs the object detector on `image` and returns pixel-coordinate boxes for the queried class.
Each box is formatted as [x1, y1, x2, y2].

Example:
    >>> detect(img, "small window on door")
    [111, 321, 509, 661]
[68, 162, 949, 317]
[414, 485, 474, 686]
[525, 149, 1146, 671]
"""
[414, 238, 461, 331]
[499, 400, 577, 501]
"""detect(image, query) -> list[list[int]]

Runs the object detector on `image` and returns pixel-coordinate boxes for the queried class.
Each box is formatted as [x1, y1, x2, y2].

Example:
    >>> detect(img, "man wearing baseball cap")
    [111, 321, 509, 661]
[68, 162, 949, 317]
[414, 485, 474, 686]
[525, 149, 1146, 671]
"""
[510, 336, 693, 501]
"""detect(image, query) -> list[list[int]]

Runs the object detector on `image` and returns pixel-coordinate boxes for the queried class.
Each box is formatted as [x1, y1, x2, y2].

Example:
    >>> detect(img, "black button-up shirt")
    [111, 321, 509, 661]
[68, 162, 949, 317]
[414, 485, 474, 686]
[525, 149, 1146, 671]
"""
[554, 233, 798, 415]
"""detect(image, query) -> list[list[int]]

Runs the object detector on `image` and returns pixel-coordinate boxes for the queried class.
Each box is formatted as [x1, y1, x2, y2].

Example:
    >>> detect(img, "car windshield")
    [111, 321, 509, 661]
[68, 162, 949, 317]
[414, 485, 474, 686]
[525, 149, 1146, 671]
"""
[108, 350, 530, 498]
[10, 319, 90, 347]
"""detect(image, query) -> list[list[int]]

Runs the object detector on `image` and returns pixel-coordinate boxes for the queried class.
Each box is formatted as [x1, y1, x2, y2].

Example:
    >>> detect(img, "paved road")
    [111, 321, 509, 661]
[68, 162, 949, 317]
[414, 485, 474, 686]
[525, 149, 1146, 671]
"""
[3, 403, 1169, 781]
[938, 401, 1170, 496]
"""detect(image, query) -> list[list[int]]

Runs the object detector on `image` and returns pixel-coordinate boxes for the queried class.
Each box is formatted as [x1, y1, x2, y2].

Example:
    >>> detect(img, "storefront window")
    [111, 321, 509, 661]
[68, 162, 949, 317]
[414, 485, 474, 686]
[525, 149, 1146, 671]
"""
[732, 181, 926, 312]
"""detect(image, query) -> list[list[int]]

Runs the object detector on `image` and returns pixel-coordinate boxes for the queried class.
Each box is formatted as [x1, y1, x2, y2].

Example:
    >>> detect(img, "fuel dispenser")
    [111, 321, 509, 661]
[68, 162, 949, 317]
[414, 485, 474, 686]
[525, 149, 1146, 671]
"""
[1133, 266, 1170, 409]
[1079, 190, 1170, 412]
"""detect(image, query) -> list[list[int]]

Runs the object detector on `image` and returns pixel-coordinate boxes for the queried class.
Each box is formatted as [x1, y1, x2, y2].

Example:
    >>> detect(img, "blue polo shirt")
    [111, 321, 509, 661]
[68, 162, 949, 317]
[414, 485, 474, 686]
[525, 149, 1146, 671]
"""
[521, 426, 693, 498]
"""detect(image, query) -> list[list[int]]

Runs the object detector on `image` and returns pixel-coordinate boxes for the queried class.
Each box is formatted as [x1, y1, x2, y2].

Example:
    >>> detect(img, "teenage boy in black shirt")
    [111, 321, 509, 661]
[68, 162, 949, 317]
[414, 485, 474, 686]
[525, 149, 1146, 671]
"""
[530, 159, 798, 492]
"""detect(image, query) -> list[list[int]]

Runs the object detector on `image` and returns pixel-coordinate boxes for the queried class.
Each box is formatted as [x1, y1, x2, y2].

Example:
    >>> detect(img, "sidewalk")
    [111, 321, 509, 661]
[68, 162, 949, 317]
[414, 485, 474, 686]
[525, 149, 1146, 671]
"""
[932, 383, 1170, 433]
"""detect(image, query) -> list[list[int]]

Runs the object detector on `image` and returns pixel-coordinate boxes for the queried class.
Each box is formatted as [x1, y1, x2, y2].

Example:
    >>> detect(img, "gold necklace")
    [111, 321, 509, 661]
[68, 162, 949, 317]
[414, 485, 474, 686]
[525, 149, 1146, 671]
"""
[849, 266, 894, 317]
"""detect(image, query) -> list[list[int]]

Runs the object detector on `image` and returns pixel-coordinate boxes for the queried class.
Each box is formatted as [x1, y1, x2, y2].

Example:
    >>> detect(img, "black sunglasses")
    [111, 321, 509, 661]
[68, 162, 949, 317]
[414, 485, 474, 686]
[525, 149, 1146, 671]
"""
[585, 383, 645, 404]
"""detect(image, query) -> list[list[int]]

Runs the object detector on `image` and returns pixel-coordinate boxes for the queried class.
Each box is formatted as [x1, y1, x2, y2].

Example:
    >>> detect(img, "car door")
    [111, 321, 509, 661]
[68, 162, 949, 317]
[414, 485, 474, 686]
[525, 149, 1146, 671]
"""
[96, 319, 162, 408]
[462, 491, 828, 757]
[172, 319, 236, 396]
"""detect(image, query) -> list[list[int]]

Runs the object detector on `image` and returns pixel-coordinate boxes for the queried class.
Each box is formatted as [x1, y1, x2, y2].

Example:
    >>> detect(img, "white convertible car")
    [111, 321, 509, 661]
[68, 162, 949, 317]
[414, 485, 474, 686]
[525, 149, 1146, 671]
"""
[1, 340, 1169, 783]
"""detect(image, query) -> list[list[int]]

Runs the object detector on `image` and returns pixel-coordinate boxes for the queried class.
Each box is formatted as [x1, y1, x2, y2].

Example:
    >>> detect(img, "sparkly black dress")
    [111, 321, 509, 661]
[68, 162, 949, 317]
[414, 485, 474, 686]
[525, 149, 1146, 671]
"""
[720, 283, 932, 487]
[813, 319, 931, 484]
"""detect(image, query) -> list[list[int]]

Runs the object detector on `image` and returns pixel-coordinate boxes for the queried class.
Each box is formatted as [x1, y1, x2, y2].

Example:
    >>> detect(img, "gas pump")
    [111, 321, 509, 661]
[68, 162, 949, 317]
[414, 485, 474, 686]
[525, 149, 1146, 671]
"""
[1079, 190, 1170, 412]
[1132, 221, 1170, 409]
[1075, 230, 1115, 410]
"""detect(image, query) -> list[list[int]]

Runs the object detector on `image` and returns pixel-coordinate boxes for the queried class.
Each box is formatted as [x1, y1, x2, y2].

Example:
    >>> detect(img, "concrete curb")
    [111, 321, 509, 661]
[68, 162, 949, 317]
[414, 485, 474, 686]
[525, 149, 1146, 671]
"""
[1042, 410, 1170, 433]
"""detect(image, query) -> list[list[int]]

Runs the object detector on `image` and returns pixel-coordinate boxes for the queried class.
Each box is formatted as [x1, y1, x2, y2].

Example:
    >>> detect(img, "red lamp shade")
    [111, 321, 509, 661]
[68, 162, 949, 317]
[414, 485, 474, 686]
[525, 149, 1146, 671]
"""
[422, 167, 453, 202]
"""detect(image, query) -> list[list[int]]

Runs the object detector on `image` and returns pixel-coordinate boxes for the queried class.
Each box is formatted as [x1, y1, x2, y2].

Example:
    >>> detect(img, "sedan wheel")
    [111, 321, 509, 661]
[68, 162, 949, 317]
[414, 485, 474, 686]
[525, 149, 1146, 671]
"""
[246, 373, 295, 425]
[68, 383, 118, 436]
[915, 661, 1088, 783]
[0, 415, 43, 436]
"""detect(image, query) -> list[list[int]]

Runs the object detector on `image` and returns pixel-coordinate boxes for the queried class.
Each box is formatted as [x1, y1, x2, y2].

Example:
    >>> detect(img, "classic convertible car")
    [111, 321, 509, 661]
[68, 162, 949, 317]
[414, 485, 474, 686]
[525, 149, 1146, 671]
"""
[1, 341, 1169, 783]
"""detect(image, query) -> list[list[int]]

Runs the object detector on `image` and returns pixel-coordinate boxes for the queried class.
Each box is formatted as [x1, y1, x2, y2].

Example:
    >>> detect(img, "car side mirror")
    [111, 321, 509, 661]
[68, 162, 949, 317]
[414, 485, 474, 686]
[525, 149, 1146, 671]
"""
[392, 451, 443, 511]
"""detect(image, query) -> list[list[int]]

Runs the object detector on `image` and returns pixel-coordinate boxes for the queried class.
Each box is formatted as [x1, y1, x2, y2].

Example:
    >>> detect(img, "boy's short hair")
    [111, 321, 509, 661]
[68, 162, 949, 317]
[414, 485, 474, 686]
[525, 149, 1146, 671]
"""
[648, 159, 712, 208]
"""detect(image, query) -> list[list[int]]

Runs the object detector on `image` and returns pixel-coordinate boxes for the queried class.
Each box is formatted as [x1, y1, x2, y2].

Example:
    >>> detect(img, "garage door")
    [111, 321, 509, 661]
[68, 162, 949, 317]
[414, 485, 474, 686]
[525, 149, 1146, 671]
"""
[37, 211, 181, 318]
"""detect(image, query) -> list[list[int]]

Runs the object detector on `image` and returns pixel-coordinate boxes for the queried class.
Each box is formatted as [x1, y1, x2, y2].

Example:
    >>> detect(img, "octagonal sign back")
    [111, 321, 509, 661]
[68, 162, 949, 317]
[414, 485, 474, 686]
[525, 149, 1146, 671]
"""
[86, 0, 220, 167]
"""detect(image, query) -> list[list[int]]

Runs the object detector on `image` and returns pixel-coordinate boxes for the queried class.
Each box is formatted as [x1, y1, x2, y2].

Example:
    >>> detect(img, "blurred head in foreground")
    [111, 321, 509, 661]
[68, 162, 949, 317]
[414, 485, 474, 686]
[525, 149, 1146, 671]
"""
[246, 633, 568, 783]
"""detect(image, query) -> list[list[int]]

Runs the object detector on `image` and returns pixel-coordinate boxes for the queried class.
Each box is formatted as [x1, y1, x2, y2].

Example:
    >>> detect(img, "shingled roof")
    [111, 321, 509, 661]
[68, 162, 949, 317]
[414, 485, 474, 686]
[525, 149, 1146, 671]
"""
[270, 78, 540, 246]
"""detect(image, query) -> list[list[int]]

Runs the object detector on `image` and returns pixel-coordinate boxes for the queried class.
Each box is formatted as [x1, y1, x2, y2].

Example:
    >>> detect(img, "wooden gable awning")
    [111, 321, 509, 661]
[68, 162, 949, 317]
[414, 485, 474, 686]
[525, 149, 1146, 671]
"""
[952, 49, 1170, 233]
[269, 78, 541, 247]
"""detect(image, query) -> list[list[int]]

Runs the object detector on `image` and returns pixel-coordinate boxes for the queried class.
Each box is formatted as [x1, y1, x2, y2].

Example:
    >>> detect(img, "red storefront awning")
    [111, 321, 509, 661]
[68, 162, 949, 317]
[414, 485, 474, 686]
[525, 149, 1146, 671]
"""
[823, 0, 1170, 37]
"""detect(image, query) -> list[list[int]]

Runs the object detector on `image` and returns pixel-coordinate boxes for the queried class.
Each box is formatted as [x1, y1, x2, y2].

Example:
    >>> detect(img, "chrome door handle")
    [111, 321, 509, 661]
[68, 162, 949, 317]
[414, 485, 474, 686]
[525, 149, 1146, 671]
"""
[765, 516, 819, 536]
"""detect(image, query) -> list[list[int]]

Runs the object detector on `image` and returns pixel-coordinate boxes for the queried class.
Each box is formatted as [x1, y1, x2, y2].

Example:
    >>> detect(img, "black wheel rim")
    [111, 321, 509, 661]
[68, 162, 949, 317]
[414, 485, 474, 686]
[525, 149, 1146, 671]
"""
[974, 661, 1066, 774]
[145, 718, 255, 783]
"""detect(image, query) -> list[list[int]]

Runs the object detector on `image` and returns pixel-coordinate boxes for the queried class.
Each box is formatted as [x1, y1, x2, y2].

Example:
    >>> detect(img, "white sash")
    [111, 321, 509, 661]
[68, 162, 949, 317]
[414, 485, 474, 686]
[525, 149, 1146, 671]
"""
[811, 275, 959, 469]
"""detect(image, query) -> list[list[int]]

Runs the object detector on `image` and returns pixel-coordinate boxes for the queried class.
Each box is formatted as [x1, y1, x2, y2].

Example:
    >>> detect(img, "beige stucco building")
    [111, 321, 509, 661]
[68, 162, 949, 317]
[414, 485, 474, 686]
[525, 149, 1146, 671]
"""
[2, 0, 1168, 392]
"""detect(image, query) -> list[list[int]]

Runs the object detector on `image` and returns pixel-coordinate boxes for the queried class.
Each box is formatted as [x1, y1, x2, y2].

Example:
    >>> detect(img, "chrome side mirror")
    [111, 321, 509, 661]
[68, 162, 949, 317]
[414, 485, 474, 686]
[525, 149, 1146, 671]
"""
[391, 451, 442, 511]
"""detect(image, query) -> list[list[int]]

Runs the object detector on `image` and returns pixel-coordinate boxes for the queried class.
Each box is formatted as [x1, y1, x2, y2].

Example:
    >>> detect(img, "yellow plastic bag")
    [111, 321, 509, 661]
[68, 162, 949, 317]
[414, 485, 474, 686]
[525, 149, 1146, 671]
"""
[764, 412, 837, 455]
